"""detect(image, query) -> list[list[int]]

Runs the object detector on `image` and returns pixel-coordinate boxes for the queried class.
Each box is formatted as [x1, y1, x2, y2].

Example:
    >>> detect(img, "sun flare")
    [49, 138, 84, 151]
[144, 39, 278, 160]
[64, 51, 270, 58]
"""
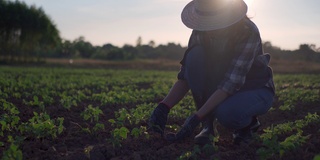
[243, 0, 254, 7]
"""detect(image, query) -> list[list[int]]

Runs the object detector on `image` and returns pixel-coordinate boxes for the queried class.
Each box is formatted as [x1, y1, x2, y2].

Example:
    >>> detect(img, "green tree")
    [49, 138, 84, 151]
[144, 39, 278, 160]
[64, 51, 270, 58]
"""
[122, 44, 137, 60]
[73, 36, 95, 58]
[0, 0, 61, 63]
[136, 36, 142, 47]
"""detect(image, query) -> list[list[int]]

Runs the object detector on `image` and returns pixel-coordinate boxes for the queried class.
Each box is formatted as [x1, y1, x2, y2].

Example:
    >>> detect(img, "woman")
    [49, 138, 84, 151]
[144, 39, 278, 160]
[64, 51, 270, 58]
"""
[149, 0, 275, 145]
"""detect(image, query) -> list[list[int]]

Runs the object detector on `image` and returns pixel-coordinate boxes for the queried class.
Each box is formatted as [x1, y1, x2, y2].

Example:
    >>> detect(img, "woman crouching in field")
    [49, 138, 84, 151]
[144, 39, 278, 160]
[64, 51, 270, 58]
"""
[148, 0, 275, 145]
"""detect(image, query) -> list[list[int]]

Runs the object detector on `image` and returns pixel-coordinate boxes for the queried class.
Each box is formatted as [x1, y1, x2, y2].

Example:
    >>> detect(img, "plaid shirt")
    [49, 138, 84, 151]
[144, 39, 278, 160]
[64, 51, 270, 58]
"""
[179, 18, 275, 95]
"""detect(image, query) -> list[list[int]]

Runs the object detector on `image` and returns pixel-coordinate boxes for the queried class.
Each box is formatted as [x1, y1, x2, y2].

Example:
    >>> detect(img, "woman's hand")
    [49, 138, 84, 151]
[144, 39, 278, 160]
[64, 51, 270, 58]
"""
[148, 103, 170, 135]
[166, 114, 201, 142]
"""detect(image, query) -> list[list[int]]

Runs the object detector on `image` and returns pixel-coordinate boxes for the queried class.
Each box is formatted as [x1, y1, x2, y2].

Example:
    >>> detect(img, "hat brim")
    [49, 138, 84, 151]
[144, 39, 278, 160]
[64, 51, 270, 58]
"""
[181, 0, 248, 31]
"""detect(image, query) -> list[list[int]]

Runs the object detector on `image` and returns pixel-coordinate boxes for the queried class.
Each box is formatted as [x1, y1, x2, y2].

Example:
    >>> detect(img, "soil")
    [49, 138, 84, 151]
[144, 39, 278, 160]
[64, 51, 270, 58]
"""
[1, 95, 319, 160]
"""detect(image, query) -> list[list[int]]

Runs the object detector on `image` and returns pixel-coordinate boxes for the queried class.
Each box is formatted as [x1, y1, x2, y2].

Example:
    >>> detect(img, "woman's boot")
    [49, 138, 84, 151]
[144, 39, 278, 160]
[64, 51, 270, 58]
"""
[194, 115, 217, 145]
[193, 95, 217, 145]
[233, 116, 261, 145]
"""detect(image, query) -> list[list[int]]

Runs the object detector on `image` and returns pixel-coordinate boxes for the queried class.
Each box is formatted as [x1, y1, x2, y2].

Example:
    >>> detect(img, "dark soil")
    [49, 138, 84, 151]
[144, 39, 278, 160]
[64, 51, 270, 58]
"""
[1, 96, 319, 160]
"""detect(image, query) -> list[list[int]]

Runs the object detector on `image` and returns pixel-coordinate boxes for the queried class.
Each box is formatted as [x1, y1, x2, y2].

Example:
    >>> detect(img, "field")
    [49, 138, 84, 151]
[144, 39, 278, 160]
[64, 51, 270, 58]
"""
[0, 65, 320, 160]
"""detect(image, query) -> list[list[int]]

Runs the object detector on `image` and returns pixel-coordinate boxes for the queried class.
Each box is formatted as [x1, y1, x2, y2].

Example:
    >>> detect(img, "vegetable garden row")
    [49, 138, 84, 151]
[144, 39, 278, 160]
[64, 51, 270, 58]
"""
[0, 66, 319, 160]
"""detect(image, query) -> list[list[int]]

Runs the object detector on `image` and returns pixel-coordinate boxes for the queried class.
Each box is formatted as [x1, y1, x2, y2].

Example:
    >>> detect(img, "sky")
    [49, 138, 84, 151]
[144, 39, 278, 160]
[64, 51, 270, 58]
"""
[20, 0, 320, 50]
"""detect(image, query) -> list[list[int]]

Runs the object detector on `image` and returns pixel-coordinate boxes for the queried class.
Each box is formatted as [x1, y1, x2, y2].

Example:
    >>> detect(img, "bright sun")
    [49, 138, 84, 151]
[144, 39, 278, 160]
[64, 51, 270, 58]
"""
[244, 0, 254, 7]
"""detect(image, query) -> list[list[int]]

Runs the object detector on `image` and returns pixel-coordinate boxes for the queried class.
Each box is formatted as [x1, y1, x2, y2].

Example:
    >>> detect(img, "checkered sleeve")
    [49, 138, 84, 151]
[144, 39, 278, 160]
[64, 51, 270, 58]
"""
[218, 31, 262, 95]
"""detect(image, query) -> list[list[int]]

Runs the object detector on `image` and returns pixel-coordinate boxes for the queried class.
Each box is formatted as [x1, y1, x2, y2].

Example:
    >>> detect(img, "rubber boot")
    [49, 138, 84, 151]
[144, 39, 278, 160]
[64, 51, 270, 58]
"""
[192, 94, 216, 145]
[233, 116, 261, 145]
[194, 116, 215, 145]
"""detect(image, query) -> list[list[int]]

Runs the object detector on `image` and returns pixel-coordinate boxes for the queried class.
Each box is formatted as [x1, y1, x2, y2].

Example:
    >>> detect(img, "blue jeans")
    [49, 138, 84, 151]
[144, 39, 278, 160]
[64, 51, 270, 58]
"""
[185, 45, 274, 130]
[214, 88, 274, 130]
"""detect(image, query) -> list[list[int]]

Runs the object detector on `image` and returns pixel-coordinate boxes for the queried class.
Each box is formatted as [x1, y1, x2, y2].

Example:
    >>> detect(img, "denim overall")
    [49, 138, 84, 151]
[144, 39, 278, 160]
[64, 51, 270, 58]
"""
[183, 45, 274, 130]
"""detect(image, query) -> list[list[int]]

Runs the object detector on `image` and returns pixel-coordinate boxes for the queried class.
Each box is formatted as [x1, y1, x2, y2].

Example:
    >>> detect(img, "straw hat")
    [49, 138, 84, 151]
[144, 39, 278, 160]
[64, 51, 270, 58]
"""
[181, 0, 247, 31]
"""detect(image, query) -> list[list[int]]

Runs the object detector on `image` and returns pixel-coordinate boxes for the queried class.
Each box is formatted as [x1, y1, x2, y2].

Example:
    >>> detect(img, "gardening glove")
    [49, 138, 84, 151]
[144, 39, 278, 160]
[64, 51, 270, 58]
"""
[148, 103, 170, 135]
[166, 114, 201, 142]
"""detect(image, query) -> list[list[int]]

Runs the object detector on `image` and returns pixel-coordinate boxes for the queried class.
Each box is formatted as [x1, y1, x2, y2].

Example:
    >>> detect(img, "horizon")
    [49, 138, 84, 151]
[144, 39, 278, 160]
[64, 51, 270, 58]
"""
[17, 0, 320, 50]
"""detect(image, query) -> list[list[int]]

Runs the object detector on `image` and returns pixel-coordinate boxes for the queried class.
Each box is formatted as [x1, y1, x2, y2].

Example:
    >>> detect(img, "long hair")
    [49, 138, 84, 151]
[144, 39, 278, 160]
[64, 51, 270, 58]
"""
[199, 16, 251, 53]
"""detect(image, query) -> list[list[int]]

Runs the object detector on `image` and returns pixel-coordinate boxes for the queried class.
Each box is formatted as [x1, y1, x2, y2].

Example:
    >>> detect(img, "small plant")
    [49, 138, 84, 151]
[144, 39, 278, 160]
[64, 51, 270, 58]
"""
[22, 96, 45, 111]
[112, 127, 130, 139]
[108, 126, 130, 147]
[1, 143, 23, 160]
[93, 123, 105, 133]
[279, 133, 309, 157]
[130, 127, 140, 138]
[314, 154, 320, 160]
[60, 95, 77, 110]
[19, 112, 64, 139]
[0, 100, 21, 136]
[81, 105, 103, 123]
[1, 136, 24, 160]
[130, 126, 148, 139]
[257, 113, 319, 159]
[178, 145, 201, 160]
[257, 132, 281, 159]
[178, 141, 217, 160]
[257, 131, 309, 159]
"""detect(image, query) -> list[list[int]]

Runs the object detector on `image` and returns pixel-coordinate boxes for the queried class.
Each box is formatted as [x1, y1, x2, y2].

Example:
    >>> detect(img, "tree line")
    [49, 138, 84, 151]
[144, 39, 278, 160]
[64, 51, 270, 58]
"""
[0, 0, 61, 63]
[1, 0, 319, 64]
[53, 36, 186, 61]
[263, 42, 320, 63]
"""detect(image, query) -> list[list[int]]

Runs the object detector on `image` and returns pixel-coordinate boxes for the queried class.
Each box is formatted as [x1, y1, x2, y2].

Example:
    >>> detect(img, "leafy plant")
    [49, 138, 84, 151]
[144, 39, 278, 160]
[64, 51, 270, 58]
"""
[108, 126, 130, 147]
[314, 154, 320, 160]
[81, 105, 103, 123]
[0, 100, 21, 136]
[60, 95, 77, 110]
[93, 123, 105, 133]
[258, 113, 319, 159]
[178, 145, 201, 160]
[130, 128, 140, 138]
[130, 126, 148, 139]
[19, 112, 64, 139]
[1, 135, 25, 160]
[1, 143, 23, 160]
